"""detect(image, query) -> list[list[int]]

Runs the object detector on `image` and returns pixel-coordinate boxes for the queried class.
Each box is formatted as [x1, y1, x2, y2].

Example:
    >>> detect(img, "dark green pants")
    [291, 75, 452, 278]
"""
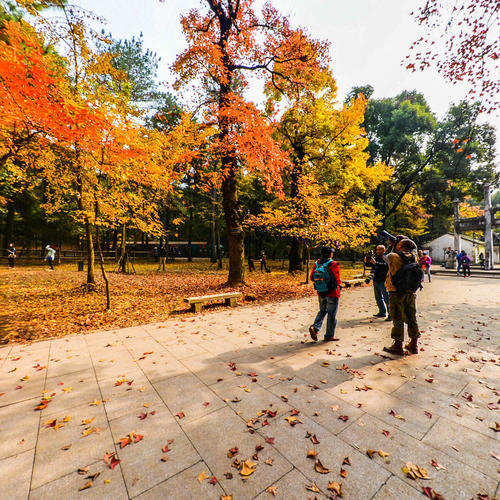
[389, 291, 420, 341]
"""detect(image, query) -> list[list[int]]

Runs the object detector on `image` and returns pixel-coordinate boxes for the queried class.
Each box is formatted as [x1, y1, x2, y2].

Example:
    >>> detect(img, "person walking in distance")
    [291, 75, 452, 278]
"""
[7, 243, 16, 269]
[45, 244, 56, 270]
[382, 237, 423, 355]
[158, 243, 167, 272]
[460, 251, 472, 277]
[309, 246, 342, 342]
[260, 251, 269, 273]
[364, 245, 391, 320]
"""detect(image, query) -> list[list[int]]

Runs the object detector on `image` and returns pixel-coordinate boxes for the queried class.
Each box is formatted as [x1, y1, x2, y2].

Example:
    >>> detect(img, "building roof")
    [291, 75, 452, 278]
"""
[425, 233, 485, 245]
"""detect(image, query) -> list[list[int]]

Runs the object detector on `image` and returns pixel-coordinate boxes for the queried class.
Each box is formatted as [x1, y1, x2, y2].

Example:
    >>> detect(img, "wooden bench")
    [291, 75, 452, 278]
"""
[342, 278, 365, 288]
[184, 292, 243, 313]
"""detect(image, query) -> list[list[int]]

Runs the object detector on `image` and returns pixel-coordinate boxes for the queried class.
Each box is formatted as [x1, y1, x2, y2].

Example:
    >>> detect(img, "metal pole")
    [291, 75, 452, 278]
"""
[453, 199, 461, 253]
[484, 184, 494, 270]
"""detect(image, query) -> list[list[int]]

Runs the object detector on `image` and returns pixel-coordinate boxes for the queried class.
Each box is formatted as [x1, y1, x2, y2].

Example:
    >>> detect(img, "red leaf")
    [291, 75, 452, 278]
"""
[176, 412, 185, 419]
[265, 436, 275, 444]
[208, 476, 217, 485]
[139, 413, 147, 420]
[382, 430, 390, 437]
[424, 411, 433, 419]
[109, 456, 120, 470]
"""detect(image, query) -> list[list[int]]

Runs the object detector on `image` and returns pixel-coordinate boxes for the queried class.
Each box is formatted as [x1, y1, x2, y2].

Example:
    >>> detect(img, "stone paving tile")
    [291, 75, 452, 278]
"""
[209, 376, 291, 425]
[153, 372, 226, 425]
[42, 369, 100, 417]
[256, 411, 391, 499]
[422, 416, 500, 480]
[392, 378, 498, 439]
[0, 397, 41, 460]
[371, 475, 421, 500]
[328, 384, 435, 440]
[183, 406, 293, 499]
[179, 352, 239, 386]
[337, 413, 497, 499]
[134, 460, 225, 500]
[30, 459, 128, 500]
[253, 467, 328, 500]
[267, 377, 364, 435]
[108, 404, 200, 497]
[0, 372, 46, 408]
[0, 449, 34, 500]
[31, 402, 114, 489]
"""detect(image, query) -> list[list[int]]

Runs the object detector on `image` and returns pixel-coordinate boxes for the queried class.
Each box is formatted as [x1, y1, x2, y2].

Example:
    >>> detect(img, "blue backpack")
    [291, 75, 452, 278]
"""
[312, 259, 335, 294]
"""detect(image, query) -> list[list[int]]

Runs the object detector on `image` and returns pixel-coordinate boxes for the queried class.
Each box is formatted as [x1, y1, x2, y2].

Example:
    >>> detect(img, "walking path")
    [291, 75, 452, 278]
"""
[1, 276, 499, 499]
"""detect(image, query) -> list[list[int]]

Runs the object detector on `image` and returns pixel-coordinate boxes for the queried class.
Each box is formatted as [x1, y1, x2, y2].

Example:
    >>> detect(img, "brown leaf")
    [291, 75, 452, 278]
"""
[305, 482, 320, 493]
[342, 456, 351, 466]
[402, 462, 431, 480]
[310, 434, 320, 444]
[161, 455, 168, 462]
[327, 481, 343, 497]
[77, 467, 89, 475]
[314, 459, 330, 474]
[366, 449, 377, 459]
[61, 444, 72, 451]
[340, 468, 347, 478]
[78, 481, 92, 491]
[266, 485, 278, 496]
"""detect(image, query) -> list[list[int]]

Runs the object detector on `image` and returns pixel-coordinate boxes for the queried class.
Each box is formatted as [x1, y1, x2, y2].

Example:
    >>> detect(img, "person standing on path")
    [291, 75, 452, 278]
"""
[460, 251, 472, 277]
[309, 246, 342, 342]
[7, 243, 16, 269]
[364, 245, 391, 320]
[419, 251, 432, 283]
[45, 244, 56, 270]
[456, 249, 464, 275]
[382, 238, 421, 355]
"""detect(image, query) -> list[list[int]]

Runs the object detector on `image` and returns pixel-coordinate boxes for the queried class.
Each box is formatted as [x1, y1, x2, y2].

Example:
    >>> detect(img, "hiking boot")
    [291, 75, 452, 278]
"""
[383, 340, 404, 355]
[309, 325, 318, 342]
[373, 313, 386, 318]
[324, 337, 339, 342]
[405, 338, 419, 354]
[385, 316, 392, 321]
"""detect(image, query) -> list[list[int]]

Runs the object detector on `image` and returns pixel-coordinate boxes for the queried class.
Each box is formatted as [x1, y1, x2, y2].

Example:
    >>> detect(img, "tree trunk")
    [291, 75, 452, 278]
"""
[187, 206, 193, 262]
[210, 194, 217, 263]
[305, 245, 311, 284]
[288, 238, 303, 272]
[222, 170, 244, 286]
[3, 201, 15, 253]
[94, 203, 111, 311]
[216, 223, 223, 269]
[84, 218, 95, 285]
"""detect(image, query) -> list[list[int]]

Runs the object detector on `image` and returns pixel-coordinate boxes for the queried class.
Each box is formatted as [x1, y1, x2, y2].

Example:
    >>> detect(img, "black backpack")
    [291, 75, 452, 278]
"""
[391, 252, 424, 292]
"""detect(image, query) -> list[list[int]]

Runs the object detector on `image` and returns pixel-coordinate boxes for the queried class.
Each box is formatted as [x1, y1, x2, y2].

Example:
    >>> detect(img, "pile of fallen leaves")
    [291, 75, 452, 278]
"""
[0, 260, 363, 342]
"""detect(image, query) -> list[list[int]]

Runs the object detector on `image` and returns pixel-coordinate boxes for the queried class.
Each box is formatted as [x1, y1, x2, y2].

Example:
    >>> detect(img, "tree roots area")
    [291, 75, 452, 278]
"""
[1, 260, 363, 343]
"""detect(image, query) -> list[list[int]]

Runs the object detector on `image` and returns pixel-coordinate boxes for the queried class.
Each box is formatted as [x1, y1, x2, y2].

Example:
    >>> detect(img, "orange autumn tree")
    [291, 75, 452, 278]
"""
[172, 0, 329, 286]
[248, 67, 392, 275]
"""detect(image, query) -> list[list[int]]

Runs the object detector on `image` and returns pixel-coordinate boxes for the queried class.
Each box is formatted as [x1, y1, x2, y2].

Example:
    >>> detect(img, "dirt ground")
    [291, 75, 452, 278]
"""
[1, 259, 364, 342]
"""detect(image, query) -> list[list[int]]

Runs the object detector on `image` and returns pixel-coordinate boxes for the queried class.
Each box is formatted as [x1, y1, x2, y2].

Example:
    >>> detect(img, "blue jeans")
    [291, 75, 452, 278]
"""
[373, 280, 389, 315]
[313, 296, 339, 339]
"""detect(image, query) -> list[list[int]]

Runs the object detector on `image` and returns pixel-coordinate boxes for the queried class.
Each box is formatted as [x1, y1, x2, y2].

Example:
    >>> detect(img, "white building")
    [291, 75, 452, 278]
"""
[422, 233, 499, 264]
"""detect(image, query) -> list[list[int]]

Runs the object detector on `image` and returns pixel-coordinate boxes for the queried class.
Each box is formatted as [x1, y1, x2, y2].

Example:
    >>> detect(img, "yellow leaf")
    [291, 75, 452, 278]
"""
[378, 450, 390, 458]
[79, 481, 92, 491]
[266, 485, 278, 496]
[90, 400, 101, 406]
[62, 415, 71, 423]
[81, 427, 95, 438]
[62, 387, 72, 393]
[240, 459, 257, 476]
[197, 471, 209, 482]
[82, 418, 94, 425]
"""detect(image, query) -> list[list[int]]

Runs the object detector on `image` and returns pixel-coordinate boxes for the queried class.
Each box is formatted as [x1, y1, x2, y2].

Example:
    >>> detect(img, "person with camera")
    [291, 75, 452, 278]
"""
[380, 232, 423, 356]
[309, 246, 342, 342]
[364, 245, 391, 320]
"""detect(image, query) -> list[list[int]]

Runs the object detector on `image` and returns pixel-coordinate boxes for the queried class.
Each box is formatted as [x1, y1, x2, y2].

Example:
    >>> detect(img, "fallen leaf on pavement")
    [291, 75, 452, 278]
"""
[431, 459, 446, 470]
[314, 459, 330, 474]
[366, 449, 377, 459]
[327, 481, 343, 496]
[307, 450, 318, 458]
[266, 485, 277, 496]
[402, 462, 431, 480]
[310, 434, 320, 444]
[265, 436, 275, 444]
[422, 486, 444, 499]
[82, 418, 94, 425]
[342, 456, 351, 466]
[240, 459, 257, 476]
[198, 471, 209, 482]
[305, 482, 320, 493]
[378, 450, 390, 458]
[340, 468, 347, 478]
[109, 456, 120, 470]
[389, 409, 406, 421]
[176, 412, 185, 419]
[78, 481, 92, 491]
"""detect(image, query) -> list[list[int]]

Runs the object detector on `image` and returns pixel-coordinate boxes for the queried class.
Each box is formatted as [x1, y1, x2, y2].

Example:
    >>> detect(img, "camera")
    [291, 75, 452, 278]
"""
[380, 230, 397, 243]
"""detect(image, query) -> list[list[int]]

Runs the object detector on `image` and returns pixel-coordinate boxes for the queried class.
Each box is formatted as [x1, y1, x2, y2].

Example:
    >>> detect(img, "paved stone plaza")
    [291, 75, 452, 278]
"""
[1, 276, 499, 499]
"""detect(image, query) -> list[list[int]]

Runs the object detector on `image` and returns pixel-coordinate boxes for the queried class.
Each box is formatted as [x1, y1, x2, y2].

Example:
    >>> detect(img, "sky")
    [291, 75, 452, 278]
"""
[75, 0, 499, 152]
